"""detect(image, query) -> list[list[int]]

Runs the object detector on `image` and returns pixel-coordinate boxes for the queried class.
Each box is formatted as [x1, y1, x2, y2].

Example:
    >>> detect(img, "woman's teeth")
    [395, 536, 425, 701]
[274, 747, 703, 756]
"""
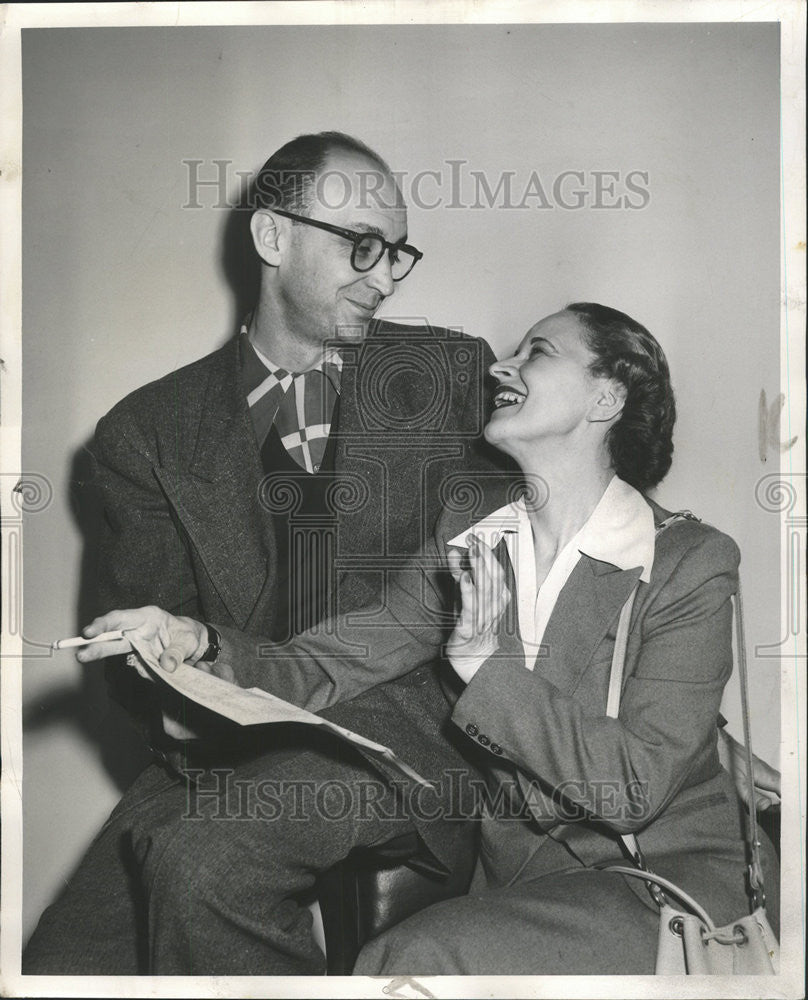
[494, 390, 525, 409]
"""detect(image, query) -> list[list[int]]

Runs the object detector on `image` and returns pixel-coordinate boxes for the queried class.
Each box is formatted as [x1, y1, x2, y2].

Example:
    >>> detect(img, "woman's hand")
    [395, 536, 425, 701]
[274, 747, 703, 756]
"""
[446, 535, 511, 684]
[76, 606, 209, 677]
[717, 726, 782, 811]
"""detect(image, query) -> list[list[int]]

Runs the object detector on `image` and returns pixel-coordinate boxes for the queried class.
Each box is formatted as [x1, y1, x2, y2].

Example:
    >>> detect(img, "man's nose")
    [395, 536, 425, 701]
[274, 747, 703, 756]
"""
[364, 253, 395, 298]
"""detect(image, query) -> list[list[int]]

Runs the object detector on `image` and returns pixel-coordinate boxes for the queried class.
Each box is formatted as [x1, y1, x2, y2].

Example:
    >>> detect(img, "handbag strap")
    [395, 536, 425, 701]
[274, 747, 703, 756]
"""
[574, 865, 716, 928]
[605, 580, 647, 875]
[734, 581, 766, 906]
[606, 511, 765, 910]
[607, 512, 689, 874]
[605, 504, 694, 718]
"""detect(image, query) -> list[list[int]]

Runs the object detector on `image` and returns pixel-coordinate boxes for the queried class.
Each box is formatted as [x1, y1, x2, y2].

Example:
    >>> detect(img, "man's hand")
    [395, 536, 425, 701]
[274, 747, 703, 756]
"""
[76, 606, 209, 676]
[717, 726, 781, 811]
[446, 535, 511, 684]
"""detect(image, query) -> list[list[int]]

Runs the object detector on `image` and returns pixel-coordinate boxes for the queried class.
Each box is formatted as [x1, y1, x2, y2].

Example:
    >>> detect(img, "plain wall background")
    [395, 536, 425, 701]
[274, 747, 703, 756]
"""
[20, 23, 781, 942]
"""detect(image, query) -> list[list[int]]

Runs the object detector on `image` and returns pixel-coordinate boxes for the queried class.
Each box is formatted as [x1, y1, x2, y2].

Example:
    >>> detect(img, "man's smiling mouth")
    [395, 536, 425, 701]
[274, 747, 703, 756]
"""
[346, 298, 378, 313]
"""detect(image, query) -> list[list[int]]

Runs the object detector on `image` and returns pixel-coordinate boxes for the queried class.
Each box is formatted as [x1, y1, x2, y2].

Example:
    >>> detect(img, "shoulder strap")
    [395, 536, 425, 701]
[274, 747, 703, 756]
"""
[605, 587, 638, 718]
[606, 510, 695, 718]
[654, 509, 700, 531]
[606, 511, 765, 907]
[734, 581, 766, 906]
[607, 513, 691, 866]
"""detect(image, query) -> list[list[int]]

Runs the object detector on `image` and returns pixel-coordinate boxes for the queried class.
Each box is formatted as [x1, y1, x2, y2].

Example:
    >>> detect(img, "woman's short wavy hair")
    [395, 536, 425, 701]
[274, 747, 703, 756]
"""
[566, 302, 676, 492]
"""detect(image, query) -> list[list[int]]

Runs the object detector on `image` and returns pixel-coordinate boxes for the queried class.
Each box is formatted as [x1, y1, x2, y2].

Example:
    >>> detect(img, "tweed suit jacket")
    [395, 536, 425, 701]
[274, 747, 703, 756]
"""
[92, 321, 505, 629]
[90, 321, 513, 868]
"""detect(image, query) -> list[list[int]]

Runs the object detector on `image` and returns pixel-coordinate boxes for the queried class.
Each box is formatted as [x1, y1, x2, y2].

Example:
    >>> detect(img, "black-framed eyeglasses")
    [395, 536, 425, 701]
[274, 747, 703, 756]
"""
[269, 207, 423, 281]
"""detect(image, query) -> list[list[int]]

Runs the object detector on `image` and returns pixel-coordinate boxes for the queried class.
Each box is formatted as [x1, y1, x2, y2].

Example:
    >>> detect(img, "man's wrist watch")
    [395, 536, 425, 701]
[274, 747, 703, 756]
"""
[198, 623, 222, 664]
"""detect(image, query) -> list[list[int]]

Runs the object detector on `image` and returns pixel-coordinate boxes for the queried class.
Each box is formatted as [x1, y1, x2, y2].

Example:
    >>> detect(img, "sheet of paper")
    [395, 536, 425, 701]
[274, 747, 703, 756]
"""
[126, 633, 432, 786]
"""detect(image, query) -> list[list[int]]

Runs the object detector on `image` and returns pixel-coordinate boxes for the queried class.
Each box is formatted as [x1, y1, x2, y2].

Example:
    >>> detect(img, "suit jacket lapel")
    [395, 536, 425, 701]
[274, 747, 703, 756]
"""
[330, 335, 464, 604]
[153, 339, 273, 629]
[534, 557, 643, 697]
[438, 497, 648, 865]
[516, 556, 643, 853]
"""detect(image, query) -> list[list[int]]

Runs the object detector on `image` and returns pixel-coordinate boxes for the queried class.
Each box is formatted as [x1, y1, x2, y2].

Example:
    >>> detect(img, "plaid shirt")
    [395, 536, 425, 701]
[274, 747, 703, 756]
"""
[240, 324, 343, 473]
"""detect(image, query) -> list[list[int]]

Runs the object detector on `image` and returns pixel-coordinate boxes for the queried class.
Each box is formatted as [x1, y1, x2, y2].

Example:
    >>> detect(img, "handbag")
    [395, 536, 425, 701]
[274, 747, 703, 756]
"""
[601, 514, 780, 974]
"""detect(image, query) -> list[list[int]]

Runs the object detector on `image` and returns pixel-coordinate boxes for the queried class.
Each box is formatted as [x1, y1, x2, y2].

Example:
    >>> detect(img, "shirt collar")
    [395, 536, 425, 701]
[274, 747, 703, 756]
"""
[446, 501, 524, 552]
[447, 475, 656, 582]
[574, 476, 655, 582]
[239, 323, 343, 394]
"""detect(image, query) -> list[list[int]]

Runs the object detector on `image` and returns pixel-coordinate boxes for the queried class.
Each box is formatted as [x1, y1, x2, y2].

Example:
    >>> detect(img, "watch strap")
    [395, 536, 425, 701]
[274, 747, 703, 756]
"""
[199, 623, 222, 664]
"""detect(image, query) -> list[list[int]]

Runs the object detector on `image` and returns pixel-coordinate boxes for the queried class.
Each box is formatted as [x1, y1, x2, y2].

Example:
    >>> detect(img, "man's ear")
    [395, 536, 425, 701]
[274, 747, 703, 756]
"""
[250, 209, 285, 266]
[588, 379, 627, 423]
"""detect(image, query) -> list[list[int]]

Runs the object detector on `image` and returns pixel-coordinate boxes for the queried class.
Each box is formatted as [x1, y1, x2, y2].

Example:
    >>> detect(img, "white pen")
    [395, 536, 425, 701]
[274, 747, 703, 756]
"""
[52, 630, 127, 650]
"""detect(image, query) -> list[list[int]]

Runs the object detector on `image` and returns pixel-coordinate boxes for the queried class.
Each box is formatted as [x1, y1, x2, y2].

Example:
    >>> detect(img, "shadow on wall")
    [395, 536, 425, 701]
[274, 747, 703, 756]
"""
[221, 199, 261, 334]
[25, 203, 262, 792]
[24, 444, 152, 792]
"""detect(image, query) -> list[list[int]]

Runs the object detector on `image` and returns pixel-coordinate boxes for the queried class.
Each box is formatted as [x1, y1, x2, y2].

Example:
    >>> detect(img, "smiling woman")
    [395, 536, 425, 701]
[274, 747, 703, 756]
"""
[485, 304, 675, 497]
[349, 302, 779, 974]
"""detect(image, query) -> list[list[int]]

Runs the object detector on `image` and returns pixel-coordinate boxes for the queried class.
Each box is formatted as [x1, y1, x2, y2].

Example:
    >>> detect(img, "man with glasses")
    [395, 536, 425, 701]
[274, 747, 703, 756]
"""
[23, 132, 508, 975]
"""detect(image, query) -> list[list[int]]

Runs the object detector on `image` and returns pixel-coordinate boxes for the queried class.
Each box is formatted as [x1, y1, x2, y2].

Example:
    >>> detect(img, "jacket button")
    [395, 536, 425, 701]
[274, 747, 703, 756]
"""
[465, 724, 478, 737]
[478, 734, 490, 747]
[490, 744, 503, 755]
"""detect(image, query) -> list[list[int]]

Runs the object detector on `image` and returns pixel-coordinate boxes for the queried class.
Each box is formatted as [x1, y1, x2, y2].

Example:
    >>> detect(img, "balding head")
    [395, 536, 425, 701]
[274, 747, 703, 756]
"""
[253, 131, 403, 216]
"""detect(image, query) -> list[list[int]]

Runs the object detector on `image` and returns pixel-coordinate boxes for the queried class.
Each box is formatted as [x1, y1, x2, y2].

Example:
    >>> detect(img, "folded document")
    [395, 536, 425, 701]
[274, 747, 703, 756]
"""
[127, 632, 431, 787]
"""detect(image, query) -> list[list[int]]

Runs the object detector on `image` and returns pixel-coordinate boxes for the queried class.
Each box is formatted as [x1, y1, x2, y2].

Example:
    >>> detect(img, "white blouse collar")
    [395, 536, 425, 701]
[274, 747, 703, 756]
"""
[447, 475, 656, 583]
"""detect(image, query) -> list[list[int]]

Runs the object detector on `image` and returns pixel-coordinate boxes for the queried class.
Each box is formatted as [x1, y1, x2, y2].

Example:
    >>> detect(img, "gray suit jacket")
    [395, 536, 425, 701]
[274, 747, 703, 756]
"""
[219, 498, 756, 908]
[451, 509, 741, 878]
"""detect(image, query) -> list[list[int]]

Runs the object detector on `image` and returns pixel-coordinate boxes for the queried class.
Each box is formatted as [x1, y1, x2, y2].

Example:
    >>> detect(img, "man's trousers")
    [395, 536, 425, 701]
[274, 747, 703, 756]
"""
[23, 719, 477, 975]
